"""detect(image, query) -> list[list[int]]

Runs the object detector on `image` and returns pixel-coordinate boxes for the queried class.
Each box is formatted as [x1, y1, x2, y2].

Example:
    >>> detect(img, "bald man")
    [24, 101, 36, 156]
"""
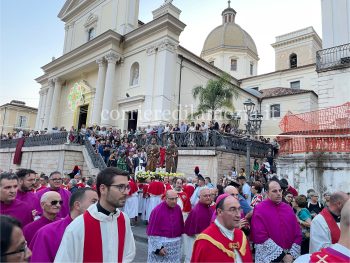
[184, 188, 214, 262]
[295, 199, 350, 262]
[147, 190, 184, 263]
[30, 188, 98, 262]
[309, 191, 349, 253]
[23, 191, 62, 245]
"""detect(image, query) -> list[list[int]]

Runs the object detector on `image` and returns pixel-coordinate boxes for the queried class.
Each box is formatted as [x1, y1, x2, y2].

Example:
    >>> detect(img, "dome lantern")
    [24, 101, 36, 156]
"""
[222, 0, 236, 24]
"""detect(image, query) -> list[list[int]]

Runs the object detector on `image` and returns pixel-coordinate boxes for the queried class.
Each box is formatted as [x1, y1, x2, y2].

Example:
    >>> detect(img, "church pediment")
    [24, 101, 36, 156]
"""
[58, 0, 95, 21]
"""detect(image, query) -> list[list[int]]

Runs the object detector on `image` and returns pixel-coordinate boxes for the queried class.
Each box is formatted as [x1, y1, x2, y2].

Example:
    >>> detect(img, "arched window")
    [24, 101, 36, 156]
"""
[290, 53, 297, 68]
[230, 59, 237, 71]
[130, 62, 140, 86]
[88, 28, 95, 41]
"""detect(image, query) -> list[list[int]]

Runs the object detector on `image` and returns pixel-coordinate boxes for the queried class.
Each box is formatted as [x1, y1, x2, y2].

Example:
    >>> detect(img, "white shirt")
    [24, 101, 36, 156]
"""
[309, 212, 340, 253]
[242, 183, 252, 204]
[54, 204, 135, 263]
[294, 243, 350, 263]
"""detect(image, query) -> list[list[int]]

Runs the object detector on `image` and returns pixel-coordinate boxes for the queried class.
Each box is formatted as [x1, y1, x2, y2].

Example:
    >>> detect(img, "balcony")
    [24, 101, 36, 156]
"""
[316, 43, 350, 72]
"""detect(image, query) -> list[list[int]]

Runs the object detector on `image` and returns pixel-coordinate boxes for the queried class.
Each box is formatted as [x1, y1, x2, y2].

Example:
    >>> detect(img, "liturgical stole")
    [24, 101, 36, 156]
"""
[320, 208, 340, 244]
[83, 211, 125, 262]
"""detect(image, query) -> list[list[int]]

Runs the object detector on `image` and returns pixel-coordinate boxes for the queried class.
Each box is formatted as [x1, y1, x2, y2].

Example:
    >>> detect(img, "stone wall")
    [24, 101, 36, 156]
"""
[177, 149, 257, 183]
[0, 145, 91, 176]
[277, 152, 350, 194]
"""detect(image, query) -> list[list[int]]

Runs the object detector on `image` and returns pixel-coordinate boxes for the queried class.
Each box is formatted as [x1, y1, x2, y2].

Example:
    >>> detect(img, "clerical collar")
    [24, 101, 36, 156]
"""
[96, 202, 116, 216]
[328, 208, 341, 223]
[214, 219, 234, 240]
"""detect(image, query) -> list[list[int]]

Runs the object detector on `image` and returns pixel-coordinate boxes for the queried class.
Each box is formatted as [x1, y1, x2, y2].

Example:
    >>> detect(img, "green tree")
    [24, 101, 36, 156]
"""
[190, 73, 239, 121]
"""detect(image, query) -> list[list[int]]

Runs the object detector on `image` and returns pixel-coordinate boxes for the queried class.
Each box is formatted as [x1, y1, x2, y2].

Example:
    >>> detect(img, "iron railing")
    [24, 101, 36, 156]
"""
[316, 43, 350, 72]
[84, 139, 107, 170]
[132, 131, 272, 158]
[0, 131, 272, 162]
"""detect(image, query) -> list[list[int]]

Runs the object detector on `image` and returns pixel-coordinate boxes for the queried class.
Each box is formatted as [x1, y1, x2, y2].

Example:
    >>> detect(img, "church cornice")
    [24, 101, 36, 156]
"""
[40, 30, 122, 74]
[201, 45, 259, 61]
[271, 33, 322, 49]
[124, 13, 186, 48]
[58, 0, 101, 22]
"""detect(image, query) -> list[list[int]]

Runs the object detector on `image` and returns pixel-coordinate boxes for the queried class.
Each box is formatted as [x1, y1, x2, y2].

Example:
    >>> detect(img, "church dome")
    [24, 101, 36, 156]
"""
[201, 2, 258, 57]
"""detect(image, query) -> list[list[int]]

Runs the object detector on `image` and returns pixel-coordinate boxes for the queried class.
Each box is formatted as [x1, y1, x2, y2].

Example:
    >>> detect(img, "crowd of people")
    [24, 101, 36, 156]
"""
[1, 166, 349, 262]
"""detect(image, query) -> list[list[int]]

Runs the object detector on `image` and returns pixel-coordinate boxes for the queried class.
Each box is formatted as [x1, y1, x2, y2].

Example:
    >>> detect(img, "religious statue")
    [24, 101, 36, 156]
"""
[131, 66, 139, 86]
[165, 139, 178, 173]
[146, 137, 160, 172]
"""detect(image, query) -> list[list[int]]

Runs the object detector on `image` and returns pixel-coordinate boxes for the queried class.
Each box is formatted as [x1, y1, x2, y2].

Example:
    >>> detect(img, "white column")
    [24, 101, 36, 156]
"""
[91, 57, 107, 125]
[48, 77, 62, 130]
[35, 91, 44, 130]
[100, 51, 119, 127]
[141, 44, 157, 126]
[43, 80, 54, 129]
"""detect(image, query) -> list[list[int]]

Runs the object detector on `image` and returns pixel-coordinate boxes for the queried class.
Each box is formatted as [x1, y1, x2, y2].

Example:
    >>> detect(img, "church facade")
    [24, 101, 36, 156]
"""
[35, 0, 348, 137]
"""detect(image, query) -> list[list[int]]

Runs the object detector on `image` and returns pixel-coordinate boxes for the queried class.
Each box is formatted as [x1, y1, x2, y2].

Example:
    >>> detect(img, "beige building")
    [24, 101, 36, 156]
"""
[0, 100, 38, 135]
[37, 0, 346, 138]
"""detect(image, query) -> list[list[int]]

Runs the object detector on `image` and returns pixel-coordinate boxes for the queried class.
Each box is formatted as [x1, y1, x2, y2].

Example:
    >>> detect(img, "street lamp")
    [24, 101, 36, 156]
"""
[243, 99, 263, 182]
[231, 112, 241, 131]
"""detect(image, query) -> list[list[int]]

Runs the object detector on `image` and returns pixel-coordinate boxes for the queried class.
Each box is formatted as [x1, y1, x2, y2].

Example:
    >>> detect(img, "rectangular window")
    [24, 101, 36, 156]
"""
[231, 59, 237, 71]
[270, 104, 280, 118]
[250, 63, 254, 75]
[290, 81, 300, 89]
[18, 116, 27, 128]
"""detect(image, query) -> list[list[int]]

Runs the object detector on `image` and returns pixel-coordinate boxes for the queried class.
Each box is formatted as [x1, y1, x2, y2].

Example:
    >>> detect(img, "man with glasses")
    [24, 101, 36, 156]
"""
[30, 188, 98, 262]
[251, 180, 302, 263]
[184, 188, 214, 263]
[36, 171, 71, 218]
[190, 194, 253, 262]
[15, 169, 40, 215]
[0, 173, 33, 227]
[23, 191, 62, 245]
[0, 215, 32, 262]
[147, 190, 184, 263]
[55, 167, 135, 262]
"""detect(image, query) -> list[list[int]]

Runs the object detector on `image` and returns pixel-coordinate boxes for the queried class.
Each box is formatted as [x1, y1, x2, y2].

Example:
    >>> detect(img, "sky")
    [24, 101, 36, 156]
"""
[0, 0, 322, 108]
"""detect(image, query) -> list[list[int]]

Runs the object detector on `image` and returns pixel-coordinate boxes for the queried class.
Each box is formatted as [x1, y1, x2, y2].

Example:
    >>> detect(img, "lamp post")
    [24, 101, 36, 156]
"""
[231, 112, 241, 132]
[243, 99, 263, 181]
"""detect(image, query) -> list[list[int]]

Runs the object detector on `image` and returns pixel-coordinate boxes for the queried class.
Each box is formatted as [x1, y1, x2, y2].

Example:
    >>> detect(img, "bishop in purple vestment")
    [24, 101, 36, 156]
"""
[251, 180, 302, 263]
[36, 171, 71, 218]
[0, 172, 33, 227]
[23, 191, 62, 244]
[30, 188, 99, 262]
[16, 169, 40, 212]
[183, 188, 214, 262]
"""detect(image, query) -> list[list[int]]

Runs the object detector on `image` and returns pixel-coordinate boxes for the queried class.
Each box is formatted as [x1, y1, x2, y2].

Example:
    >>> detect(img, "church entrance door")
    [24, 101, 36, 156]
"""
[127, 111, 138, 131]
[78, 105, 88, 129]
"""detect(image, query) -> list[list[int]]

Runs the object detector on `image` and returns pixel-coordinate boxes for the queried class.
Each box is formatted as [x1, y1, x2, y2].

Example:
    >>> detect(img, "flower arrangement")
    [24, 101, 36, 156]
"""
[136, 170, 185, 181]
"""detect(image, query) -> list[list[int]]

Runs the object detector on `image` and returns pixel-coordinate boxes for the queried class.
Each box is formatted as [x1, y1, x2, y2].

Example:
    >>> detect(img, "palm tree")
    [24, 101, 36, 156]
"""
[190, 73, 239, 121]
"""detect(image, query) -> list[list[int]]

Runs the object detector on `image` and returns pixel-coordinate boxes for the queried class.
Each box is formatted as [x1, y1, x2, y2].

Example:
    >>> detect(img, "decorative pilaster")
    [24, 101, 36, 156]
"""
[43, 79, 54, 129]
[100, 51, 120, 127]
[91, 57, 107, 125]
[48, 77, 62, 130]
[35, 90, 44, 130]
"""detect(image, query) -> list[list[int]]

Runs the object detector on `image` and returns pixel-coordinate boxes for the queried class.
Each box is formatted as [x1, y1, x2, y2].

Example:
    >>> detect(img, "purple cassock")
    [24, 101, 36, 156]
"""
[23, 216, 60, 245]
[184, 202, 214, 236]
[30, 215, 72, 262]
[147, 201, 184, 238]
[35, 187, 71, 218]
[0, 199, 33, 227]
[16, 190, 40, 212]
[251, 198, 302, 249]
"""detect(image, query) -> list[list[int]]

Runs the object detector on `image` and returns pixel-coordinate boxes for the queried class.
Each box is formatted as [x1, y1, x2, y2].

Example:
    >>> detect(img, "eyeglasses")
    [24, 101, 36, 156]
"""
[50, 200, 63, 206]
[230, 194, 239, 197]
[222, 207, 242, 214]
[50, 178, 62, 182]
[108, 184, 130, 193]
[1, 241, 27, 257]
[166, 197, 178, 201]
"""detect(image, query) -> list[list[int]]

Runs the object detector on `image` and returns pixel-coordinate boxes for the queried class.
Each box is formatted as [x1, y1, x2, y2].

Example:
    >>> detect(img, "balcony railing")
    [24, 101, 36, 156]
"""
[316, 43, 350, 72]
[1, 131, 273, 160]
